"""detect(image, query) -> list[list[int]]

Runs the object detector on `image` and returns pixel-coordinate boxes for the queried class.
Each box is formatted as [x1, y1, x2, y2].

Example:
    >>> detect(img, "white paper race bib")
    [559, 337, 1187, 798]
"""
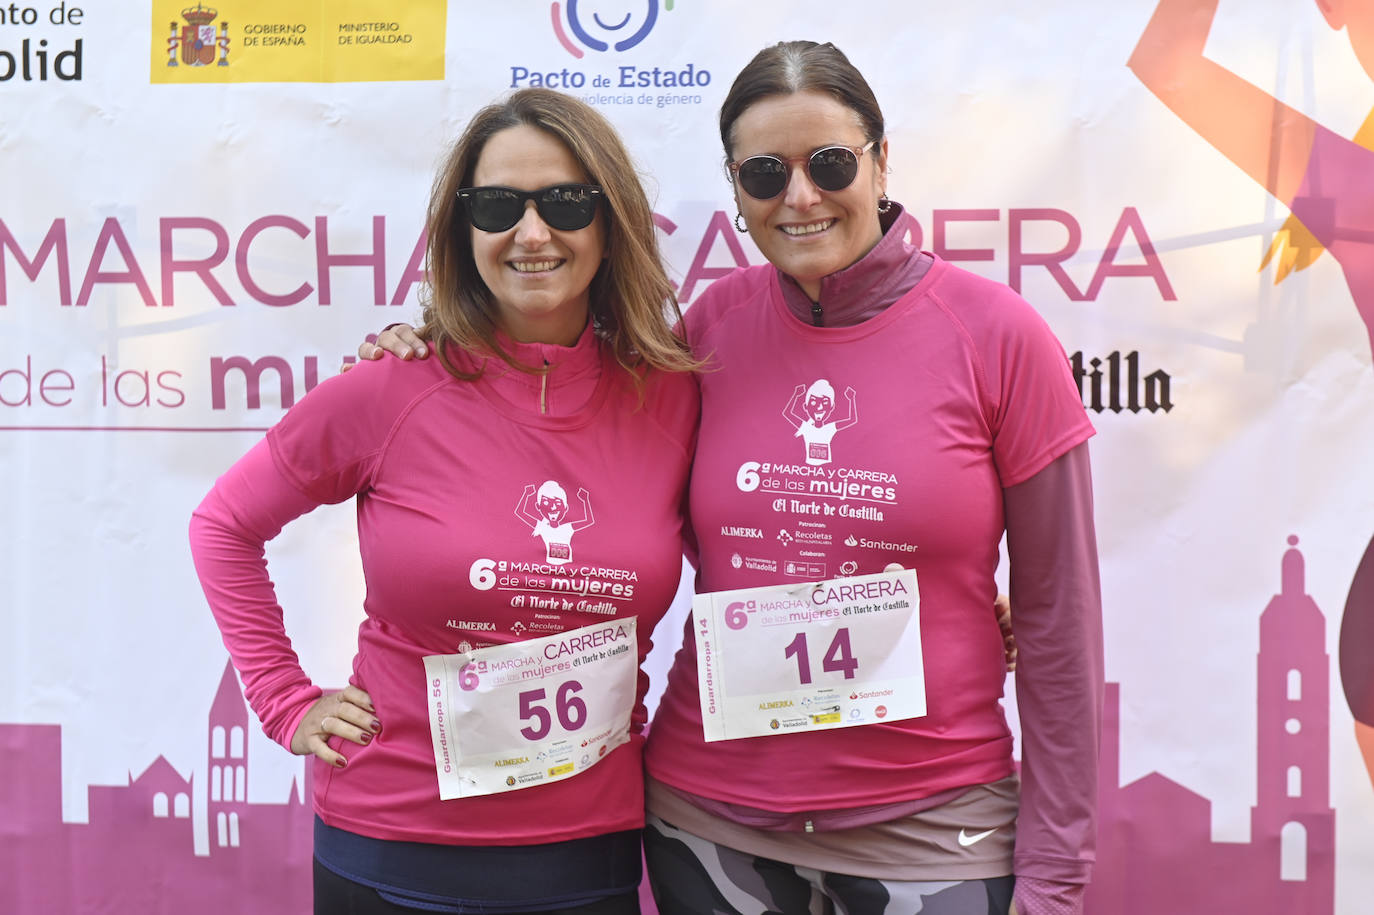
[693, 569, 925, 741]
[423, 617, 637, 799]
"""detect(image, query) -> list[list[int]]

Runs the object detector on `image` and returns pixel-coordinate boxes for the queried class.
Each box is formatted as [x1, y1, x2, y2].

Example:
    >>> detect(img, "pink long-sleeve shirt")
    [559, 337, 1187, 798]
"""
[190, 325, 698, 846]
[646, 204, 1103, 914]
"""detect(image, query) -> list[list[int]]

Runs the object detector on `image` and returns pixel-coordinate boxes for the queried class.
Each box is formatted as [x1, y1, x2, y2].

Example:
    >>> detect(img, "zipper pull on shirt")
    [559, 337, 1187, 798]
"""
[810, 301, 824, 327]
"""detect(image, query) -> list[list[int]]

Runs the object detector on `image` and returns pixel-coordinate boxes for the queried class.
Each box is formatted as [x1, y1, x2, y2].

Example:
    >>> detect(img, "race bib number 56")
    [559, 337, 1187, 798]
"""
[693, 569, 925, 741]
[423, 618, 637, 799]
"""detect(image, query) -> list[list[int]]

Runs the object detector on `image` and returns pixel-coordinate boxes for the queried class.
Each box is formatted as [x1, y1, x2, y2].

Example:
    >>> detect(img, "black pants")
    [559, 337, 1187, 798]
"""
[313, 858, 641, 915]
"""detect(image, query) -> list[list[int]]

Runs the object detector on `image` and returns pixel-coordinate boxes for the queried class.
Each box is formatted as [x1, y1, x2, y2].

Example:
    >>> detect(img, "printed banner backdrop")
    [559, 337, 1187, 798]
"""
[2, 1, 1373, 911]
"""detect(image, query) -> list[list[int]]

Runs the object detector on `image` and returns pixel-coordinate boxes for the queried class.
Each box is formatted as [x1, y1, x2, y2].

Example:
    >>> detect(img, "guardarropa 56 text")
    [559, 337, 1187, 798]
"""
[510, 61, 709, 91]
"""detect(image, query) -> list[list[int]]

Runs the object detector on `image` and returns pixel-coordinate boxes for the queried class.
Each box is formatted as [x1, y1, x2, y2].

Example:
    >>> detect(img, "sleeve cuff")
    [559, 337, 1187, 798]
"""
[1013, 875, 1085, 915]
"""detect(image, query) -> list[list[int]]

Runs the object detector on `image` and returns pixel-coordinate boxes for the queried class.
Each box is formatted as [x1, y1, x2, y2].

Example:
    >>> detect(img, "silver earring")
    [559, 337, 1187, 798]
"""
[734, 212, 748, 233]
[877, 195, 893, 215]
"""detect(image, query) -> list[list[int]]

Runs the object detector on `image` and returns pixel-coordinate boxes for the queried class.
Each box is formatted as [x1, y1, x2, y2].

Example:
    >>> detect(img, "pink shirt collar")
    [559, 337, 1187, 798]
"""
[774, 202, 933, 328]
[450, 321, 605, 418]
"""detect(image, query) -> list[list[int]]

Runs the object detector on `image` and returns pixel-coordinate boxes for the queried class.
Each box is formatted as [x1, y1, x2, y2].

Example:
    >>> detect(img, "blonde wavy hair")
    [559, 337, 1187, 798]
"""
[419, 88, 697, 383]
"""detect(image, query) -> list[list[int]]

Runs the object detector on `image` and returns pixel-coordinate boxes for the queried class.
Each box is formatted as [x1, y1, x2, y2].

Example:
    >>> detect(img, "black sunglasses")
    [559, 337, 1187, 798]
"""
[457, 184, 605, 233]
[728, 141, 877, 201]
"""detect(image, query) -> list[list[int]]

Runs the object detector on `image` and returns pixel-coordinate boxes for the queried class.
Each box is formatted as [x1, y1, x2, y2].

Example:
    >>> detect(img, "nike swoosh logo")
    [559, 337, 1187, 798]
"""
[958, 827, 997, 847]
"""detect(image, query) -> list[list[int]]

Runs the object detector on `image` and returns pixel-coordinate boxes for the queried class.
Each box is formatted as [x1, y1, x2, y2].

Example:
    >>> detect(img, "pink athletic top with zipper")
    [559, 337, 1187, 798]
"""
[190, 325, 698, 846]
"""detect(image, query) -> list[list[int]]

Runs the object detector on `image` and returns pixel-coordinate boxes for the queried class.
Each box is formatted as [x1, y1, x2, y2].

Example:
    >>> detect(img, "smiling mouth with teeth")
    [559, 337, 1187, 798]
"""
[780, 219, 835, 236]
[511, 260, 562, 272]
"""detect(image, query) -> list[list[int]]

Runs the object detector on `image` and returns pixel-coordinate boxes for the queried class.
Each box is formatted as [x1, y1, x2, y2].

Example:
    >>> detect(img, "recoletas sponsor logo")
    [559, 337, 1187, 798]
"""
[528, 622, 564, 632]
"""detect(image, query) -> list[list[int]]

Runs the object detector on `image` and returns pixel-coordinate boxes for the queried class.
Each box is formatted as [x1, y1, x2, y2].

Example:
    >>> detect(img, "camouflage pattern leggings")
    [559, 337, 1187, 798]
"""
[644, 816, 1013, 915]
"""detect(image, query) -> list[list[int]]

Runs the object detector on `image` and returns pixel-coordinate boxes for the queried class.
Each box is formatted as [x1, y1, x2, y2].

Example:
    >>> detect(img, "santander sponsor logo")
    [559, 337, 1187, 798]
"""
[849, 689, 894, 700]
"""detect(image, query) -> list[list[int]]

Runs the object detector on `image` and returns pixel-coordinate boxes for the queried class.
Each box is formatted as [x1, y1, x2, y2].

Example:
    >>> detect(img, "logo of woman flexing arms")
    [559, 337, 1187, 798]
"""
[515, 481, 595, 565]
[784, 380, 858, 466]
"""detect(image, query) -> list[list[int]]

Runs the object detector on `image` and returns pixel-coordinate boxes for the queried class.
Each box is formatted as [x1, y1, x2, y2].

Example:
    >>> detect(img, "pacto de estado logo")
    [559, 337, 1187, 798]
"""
[550, 0, 667, 57]
[514, 0, 706, 106]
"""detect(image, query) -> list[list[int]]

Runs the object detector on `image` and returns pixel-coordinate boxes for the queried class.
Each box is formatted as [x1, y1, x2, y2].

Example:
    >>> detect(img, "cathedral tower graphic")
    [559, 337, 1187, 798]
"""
[1086, 537, 1335, 913]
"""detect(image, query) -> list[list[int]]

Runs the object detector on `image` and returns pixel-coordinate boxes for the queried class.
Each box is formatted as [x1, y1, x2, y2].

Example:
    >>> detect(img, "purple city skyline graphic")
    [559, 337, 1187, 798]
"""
[1, 662, 313, 914]
[0, 538, 1340, 912]
[1086, 536, 1335, 913]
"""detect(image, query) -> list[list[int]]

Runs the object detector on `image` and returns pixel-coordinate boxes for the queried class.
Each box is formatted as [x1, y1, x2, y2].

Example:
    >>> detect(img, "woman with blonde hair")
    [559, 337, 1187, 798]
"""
[190, 87, 698, 914]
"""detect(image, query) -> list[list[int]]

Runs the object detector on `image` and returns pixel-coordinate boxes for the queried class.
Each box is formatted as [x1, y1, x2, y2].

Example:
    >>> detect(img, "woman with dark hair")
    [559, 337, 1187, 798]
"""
[190, 87, 699, 914]
[365, 42, 1101, 915]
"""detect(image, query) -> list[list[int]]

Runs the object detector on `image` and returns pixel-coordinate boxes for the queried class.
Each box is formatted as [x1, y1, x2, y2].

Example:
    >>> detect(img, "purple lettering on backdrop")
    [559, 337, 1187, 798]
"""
[209, 355, 293, 410]
[235, 216, 312, 306]
[160, 218, 233, 308]
[0, 217, 72, 305]
[1085, 540, 1334, 914]
[933, 208, 999, 263]
[0, 208, 1175, 311]
[677, 210, 751, 304]
[1008, 207, 1086, 301]
[1085, 206, 1176, 301]
[74, 217, 157, 308]
[314, 215, 386, 305]
[390, 228, 428, 306]
[0, 661, 313, 913]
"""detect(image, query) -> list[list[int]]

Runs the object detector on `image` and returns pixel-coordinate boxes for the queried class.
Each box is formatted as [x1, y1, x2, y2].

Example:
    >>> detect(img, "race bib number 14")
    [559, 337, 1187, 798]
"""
[423, 618, 637, 799]
[693, 570, 925, 742]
